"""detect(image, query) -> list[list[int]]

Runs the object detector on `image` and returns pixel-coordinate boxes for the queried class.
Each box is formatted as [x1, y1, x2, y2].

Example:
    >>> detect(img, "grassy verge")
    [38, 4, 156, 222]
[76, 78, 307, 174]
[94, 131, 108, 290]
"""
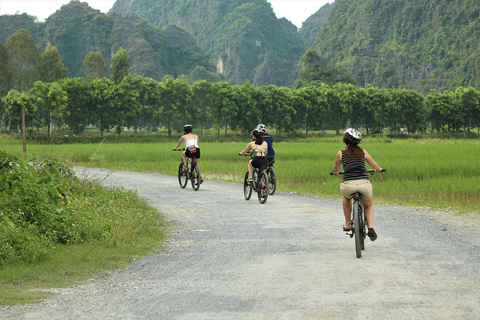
[0, 152, 168, 306]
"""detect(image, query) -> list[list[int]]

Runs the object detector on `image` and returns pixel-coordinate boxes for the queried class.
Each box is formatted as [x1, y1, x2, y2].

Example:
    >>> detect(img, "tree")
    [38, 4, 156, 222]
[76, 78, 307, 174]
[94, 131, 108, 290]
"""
[230, 82, 261, 134]
[59, 77, 93, 134]
[425, 89, 455, 137]
[294, 49, 355, 89]
[327, 83, 353, 134]
[209, 82, 238, 137]
[3, 90, 35, 153]
[111, 48, 130, 84]
[6, 29, 41, 155]
[118, 75, 159, 137]
[191, 80, 214, 136]
[30, 81, 68, 138]
[83, 51, 108, 81]
[91, 78, 119, 137]
[39, 43, 68, 83]
[454, 87, 480, 137]
[0, 41, 11, 97]
[292, 86, 327, 136]
[157, 76, 191, 137]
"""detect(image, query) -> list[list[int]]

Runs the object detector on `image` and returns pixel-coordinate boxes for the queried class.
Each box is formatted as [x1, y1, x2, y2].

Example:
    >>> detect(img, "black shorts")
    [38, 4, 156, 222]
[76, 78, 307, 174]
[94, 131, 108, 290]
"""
[185, 147, 200, 159]
[251, 156, 267, 169]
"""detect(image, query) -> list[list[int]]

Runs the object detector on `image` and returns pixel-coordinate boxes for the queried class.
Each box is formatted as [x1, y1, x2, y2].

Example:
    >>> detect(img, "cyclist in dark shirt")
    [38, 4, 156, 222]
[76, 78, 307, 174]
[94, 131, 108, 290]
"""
[332, 128, 383, 241]
[256, 124, 275, 164]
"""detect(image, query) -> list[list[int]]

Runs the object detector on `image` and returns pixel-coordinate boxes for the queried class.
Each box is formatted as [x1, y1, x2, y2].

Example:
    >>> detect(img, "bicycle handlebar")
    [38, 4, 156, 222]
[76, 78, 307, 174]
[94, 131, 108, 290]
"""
[238, 153, 253, 157]
[330, 169, 386, 175]
[173, 148, 186, 151]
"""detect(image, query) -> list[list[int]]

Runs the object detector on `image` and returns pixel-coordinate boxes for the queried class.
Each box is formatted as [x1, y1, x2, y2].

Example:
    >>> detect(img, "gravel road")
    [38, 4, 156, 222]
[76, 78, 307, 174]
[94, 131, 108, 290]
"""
[2, 169, 480, 320]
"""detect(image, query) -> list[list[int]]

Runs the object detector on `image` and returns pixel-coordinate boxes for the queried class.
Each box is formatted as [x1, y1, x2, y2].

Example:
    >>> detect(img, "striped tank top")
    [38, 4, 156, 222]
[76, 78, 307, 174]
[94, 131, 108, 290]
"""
[341, 150, 369, 182]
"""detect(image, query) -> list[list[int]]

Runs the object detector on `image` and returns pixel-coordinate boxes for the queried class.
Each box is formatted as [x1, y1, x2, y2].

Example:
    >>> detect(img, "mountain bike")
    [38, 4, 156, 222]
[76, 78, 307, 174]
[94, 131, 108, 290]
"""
[266, 158, 276, 195]
[239, 153, 269, 204]
[330, 169, 385, 258]
[174, 148, 202, 191]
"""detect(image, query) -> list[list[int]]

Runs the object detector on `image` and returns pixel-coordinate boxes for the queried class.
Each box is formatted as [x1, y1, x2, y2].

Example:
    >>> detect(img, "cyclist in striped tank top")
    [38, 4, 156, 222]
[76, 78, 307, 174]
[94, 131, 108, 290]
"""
[332, 128, 383, 241]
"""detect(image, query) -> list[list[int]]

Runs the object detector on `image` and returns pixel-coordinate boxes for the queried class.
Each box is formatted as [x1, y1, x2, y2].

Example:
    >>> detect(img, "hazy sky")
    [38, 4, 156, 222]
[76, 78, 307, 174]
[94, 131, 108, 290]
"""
[0, 0, 332, 28]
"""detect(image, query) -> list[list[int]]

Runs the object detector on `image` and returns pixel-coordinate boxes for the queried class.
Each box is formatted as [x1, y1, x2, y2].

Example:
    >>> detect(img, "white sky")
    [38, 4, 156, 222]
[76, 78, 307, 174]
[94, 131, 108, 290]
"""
[0, 0, 332, 28]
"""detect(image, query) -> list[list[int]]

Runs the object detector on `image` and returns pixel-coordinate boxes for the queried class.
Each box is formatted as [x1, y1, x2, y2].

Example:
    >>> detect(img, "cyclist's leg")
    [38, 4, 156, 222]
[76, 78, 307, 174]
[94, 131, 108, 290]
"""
[342, 197, 352, 230]
[182, 152, 188, 170]
[361, 197, 374, 229]
[248, 160, 254, 180]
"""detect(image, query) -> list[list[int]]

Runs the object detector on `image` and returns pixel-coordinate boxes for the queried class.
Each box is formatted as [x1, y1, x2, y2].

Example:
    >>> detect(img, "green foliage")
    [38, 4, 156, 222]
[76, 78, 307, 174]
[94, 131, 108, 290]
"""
[312, 0, 480, 93]
[110, 0, 306, 86]
[0, 42, 11, 96]
[111, 48, 130, 84]
[38, 43, 68, 82]
[6, 29, 41, 92]
[83, 51, 108, 81]
[0, 150, 165, 267]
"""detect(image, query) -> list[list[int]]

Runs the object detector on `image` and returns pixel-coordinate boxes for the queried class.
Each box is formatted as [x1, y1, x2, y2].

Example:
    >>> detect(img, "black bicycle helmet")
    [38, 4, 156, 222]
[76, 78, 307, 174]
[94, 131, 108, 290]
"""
[184, 124, 193, 133]
[344, 128, 362, 145]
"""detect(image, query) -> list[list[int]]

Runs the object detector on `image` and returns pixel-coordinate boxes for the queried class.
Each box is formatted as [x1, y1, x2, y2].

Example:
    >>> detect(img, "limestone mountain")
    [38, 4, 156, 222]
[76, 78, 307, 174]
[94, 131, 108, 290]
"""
[312, 0, 480, 93]
[109, 0, 306, 86]
[0, 1, 214, 80]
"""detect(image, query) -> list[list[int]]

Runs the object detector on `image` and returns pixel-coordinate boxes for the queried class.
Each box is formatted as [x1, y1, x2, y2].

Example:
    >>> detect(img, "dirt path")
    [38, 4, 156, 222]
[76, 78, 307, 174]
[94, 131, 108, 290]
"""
[2, 169, 480, 319]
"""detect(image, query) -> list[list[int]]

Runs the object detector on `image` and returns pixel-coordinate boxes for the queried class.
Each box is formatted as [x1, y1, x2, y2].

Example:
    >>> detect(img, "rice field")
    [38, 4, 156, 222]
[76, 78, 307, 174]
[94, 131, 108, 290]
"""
[2, 137, 479, 213]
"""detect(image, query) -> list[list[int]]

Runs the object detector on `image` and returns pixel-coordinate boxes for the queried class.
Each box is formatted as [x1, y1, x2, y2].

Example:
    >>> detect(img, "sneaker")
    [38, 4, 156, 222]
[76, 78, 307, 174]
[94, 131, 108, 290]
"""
[367, 228, 377, 241]
[246, 177, 253, 182]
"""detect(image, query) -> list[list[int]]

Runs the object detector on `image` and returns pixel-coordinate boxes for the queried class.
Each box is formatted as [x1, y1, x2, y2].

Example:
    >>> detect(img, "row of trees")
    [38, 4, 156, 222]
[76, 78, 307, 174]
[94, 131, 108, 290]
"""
[0, 28, 130, 153]
[2, 74, 480, 140]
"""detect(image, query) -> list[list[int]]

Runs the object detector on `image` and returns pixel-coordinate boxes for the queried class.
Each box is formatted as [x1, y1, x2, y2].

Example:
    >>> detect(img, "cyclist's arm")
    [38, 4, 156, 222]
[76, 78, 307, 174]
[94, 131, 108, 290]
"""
[332, 151, 342, 175]
[239, 142, 252, 155]
[364, 150, 382, 173]
[173, 135, 185, 150]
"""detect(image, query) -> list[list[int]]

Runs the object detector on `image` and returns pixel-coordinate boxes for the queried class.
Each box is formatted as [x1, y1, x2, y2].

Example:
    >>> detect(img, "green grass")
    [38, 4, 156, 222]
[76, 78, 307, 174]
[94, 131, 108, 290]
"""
[0, 162, 168, 306]
[2, 137, 479, 213]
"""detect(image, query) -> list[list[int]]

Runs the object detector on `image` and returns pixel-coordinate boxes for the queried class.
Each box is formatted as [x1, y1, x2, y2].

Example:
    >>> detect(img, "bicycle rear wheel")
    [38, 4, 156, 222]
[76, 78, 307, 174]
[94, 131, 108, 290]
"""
[359, 202, 366, 250]
[353, 200, 362, 258]
[191, 163, 201, 191]
[243, 172, 252, 200]
[178, 162, 188, 188]
[267, 167, 276, 195]
[257, 172, 269, 204]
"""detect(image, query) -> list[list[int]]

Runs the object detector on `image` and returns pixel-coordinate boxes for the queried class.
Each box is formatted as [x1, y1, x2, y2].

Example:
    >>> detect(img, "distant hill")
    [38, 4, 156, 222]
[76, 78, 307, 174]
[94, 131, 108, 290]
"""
[0, 1, 216, 80]
[312, 0, 480, 93]
[299, 3, 333, 48]
[109, 0, 307, 86]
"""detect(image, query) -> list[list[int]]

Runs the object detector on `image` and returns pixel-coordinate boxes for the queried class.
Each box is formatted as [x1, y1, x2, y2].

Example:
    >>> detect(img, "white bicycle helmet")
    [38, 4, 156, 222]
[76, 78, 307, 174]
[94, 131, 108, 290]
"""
[256, 124, 267, 133]
[344, 128, 362, 145]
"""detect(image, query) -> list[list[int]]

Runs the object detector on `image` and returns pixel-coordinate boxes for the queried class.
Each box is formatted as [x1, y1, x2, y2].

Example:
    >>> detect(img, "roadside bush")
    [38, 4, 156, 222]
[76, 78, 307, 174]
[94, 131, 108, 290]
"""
[0, 150, 164, 266]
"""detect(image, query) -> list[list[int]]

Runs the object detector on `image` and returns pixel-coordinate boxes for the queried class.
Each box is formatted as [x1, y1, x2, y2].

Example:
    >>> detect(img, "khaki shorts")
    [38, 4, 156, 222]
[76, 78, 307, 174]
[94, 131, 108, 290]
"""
[340, 179, 373, 200]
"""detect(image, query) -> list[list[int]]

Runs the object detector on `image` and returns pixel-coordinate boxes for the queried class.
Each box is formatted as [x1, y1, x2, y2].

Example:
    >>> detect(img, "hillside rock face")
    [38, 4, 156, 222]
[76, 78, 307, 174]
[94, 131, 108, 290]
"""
[0, 1, 213, 80]
[109, 0, 306, 86]
[312, 0, 480, 92]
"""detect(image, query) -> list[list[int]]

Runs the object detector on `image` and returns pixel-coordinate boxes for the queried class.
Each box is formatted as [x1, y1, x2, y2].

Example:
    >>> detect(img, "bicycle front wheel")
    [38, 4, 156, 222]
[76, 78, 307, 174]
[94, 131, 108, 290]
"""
[178, 162, 188, 188]
[353, 200, 362, 258]
[191, 163, 201, 191]
[267, 167, 276, 195]
[243, 172, 252, 200]
[257, 172, 269, 204]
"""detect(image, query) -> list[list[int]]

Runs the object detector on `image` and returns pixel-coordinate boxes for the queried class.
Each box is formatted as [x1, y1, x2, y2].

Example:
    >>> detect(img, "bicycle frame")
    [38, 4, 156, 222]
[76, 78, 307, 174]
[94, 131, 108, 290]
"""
[239, 153, 269, 204]
[330, 169, 385, 258]
[174, 148, 201, 191]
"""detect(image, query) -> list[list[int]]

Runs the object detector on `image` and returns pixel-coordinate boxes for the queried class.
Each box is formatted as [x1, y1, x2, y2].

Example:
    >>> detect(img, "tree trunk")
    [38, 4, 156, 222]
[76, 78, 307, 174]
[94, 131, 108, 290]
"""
[22, 104, 27, 155]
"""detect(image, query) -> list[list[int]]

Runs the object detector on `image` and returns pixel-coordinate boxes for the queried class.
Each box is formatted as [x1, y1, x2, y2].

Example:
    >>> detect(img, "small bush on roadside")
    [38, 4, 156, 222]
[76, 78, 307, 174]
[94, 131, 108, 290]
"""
[0, 150, 164, 266]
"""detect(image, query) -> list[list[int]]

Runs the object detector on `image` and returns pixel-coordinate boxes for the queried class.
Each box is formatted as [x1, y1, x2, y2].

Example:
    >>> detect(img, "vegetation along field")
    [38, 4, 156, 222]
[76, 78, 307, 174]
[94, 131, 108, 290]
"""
[2, 137, 479, 214]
